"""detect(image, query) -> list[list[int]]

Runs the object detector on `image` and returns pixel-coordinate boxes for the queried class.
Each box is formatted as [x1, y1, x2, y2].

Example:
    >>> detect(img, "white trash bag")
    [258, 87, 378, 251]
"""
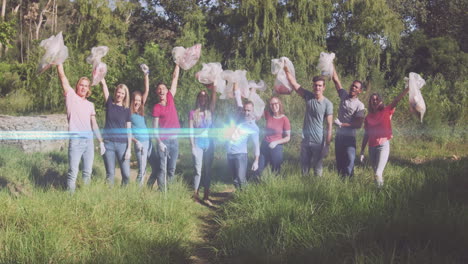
[248, 80, 267, 92]
[195, 62, 226, 94]
[172, 44, 202, 70]
[221, 70, 249, 99]
[86, 46, 109, 86]
[37, 31, 69, 73]
[317, 52, 335, 77]
[248, 90, 265, 119]
[271, 57, 295, 94]
[407, 72, 426, 122]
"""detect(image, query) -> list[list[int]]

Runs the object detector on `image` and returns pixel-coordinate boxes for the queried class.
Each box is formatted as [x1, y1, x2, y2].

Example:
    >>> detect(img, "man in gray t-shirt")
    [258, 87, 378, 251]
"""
[284, 67, 333, 176]
[332, 69, 365, 178]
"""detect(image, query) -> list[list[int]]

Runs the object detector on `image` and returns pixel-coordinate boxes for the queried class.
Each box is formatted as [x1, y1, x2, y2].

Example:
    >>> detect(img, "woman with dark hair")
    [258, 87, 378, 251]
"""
[131, 64, 151, 186]
[100, 78, 132, 186]
[360, 86, 409, 187]
[189, 84, 217, 205]
[254, 96, 291, 180]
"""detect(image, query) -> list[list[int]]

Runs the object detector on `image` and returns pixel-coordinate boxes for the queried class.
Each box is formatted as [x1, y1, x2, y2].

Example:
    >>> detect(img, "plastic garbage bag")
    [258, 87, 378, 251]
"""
[172, 44, 202, 70]
[86, 46, 109, 86]
[37, 32, 69, 73]
[271, 57, 295, 94]
[317, 52, 335, 77]
[248, 90, 265, 119]
[221, 70, 249, 99]
[195, 62, 226, 94]
[248, 80, 267, 92]
[408, 72, 426, 122]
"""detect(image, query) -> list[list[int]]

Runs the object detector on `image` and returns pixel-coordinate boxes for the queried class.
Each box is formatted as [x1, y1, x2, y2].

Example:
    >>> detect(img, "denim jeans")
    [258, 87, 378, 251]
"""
[192, 140, 214, 191]
[147, 138, 179, 191]
[135, 140, 151, 187]
[227, 153, 248, 189]
[254, 140, 284, 180]
[369, 140, 390, 187]
[335, 134, 357, 178]
[103, 140, 131, 186]
[300, 140, 323, 176]
[67, 138, 94, 192]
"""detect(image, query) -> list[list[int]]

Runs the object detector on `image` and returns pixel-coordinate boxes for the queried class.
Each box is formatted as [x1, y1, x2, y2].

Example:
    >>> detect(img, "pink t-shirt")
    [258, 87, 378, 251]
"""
[65, 89, 96, 138]
[364, 105, 396, 147]
[264, 110, 291, 143]
[152, 92, 180, 140]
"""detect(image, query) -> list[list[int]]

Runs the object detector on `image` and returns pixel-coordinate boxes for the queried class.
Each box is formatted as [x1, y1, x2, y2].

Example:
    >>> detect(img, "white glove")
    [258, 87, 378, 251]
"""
[99, 142, 106, 156]
[268, 141, 278, 149]
[360, 154, 364, 163]
[191, 146, 197, 156]
[135, 140, 143, 152]
[124, 149, 131, 160]
[251, 160, 259, 171]
[321, 144, 330, 158]
[140, 64, 149, 75]
[334, 118, 342, 128]
[159, 141, 167, 153]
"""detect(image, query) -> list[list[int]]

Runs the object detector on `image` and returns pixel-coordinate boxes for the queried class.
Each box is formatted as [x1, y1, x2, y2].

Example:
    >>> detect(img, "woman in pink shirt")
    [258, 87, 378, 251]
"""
[254, 96, 291, 180]
[360, 86, 409, 187]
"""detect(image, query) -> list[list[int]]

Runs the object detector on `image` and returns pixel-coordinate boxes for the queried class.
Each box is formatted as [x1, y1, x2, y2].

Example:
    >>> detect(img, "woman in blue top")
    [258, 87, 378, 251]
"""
[131, 64, 151, 186]
[100, 78, 132, 186]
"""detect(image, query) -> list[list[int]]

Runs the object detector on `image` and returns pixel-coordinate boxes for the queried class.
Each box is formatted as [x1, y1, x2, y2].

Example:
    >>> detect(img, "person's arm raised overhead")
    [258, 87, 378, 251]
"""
[389, 85, 410, 109]
[208, 84, 217, 113]
[100, 78, 110, 103]
[169, 64, 180, 97]
[332, 68, 343, 94]
[141, 64, 150, 106]
[56, 64, 73, 94]
[283, 65, 304, 97]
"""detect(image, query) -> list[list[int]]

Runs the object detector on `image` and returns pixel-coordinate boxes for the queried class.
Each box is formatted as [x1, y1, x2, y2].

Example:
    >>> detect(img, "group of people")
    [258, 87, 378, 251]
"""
[56, 59, 409, 203]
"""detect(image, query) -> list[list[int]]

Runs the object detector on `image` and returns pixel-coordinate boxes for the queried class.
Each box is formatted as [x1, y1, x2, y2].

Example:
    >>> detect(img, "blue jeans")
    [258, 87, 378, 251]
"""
[254, 140, 284, 180]
[335, 134, 356, 178]
[192, 140, 214, 191]
[369, 140, 390, 186]
[103, 140, 131, 186]
[227, 153, 248, 189]
[135, 140, 151, 187]
[300, 140, 323, 176]
[147, 138, 179, 191]
[67, 138, 94, 192]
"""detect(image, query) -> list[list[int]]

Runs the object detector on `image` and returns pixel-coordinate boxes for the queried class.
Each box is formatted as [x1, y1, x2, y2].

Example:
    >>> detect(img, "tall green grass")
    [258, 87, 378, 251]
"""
[0, 146, 206, 263]
[214, 138, 468, 263]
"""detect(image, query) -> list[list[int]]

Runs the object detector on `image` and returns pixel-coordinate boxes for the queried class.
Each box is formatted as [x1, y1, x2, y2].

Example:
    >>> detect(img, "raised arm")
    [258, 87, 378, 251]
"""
[283, 66, 304, 97]
[100, 78, 110, 103]
[169, 64, 180, 97]
[332, 68, 343, 93]
[141, 64, 150, 105]
[388, 86, 410, 109]
[56, 64, 73, 94]
[208, 84, 217, 113]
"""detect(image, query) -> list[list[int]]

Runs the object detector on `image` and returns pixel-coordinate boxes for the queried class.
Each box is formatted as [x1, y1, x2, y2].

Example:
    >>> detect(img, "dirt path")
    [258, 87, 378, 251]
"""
[189, 188, 235, 264]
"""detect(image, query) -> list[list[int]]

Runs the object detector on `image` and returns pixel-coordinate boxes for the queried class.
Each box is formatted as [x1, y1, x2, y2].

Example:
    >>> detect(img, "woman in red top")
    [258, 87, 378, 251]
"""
[253, 97, 291, 180]
[360, 86, 409, 187]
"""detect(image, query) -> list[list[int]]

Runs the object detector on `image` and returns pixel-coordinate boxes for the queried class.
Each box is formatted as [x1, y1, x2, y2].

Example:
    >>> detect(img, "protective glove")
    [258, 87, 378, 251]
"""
[251, 160, 259, 171]
[360, 154, 365, 163]
[159, 141, 167, 153]
[334, 118, 342, 128]
[124, 148, 131, 160]
[268, 141, 278, 149]
[140, 64, 150, 75]
[321, 144, 330, 158]
[99, 142, 106, 156]
[135, 140, 143, 152]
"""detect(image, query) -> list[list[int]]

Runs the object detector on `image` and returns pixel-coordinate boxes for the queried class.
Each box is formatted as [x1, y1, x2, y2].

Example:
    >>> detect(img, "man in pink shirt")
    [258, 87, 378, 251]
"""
[147, 64, 180, 192]
[57, 64, 105, 192]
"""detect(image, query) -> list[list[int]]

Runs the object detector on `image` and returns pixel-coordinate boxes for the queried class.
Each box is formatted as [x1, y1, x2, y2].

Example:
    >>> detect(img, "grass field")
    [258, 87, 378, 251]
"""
[0, 129, 467, 263]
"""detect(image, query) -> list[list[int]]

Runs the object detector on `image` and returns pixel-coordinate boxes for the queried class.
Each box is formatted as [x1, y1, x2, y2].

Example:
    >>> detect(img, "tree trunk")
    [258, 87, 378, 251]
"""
[0, 0, 6, 57]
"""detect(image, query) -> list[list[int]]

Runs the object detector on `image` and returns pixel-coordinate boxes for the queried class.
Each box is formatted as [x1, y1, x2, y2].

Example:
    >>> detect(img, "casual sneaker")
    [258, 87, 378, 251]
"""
[203, 199, 214, 207]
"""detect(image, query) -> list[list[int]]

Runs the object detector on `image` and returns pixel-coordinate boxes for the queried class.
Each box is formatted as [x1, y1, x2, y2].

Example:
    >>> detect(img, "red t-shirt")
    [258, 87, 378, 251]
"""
[364, 105, 396, 147]
[263, 110, 291, 143]
[152, 92, 180, 140]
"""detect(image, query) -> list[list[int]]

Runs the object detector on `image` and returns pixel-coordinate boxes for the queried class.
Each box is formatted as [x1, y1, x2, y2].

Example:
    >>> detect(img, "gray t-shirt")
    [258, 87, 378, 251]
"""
[300, 88, 333, 144]
[337, 89, 365, 137]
